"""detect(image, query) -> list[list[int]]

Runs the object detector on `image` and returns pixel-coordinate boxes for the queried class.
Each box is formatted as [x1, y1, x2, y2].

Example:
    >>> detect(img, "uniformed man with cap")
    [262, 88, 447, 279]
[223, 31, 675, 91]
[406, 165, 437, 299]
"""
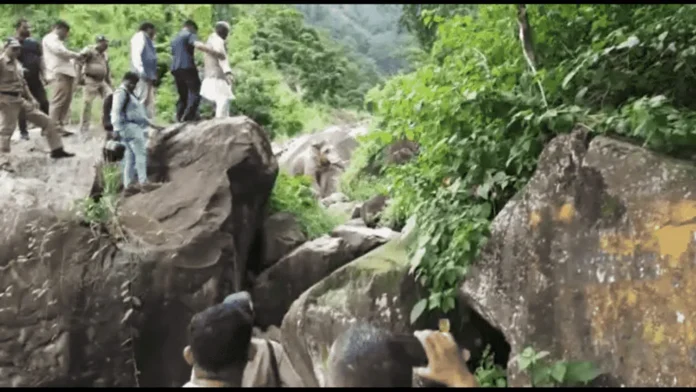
[77, 35, 113, 134]
[0, 38, 74, 158]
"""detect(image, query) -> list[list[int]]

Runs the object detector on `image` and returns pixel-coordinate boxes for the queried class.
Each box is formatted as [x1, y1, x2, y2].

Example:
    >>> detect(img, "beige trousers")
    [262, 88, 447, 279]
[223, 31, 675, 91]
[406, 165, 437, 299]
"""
[80, 78, 112, 133]
[49, 73, 75, 128]
[0, 94, 63, 153]
[135, 78, 156, 119]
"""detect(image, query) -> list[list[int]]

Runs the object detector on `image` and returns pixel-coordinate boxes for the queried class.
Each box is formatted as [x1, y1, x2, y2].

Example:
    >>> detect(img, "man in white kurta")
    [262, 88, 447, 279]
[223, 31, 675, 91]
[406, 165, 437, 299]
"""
[200, 21, 235, 118]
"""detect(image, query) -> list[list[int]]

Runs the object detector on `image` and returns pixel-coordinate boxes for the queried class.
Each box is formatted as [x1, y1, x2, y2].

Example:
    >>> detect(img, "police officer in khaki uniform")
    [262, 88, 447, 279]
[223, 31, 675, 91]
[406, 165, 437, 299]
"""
[0, 38, 74, 158]
[77, 35, 113, 134]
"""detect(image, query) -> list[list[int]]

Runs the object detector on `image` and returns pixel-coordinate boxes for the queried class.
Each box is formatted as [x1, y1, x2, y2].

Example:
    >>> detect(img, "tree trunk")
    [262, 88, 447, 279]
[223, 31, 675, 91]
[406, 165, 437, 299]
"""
[516, 4, 547, 107]
[517, 4, 537, 67]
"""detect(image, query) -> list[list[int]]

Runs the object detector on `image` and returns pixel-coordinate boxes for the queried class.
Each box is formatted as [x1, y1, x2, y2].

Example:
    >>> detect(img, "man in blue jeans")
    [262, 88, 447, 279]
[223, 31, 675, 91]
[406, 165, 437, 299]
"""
[110, 71, 164, 194]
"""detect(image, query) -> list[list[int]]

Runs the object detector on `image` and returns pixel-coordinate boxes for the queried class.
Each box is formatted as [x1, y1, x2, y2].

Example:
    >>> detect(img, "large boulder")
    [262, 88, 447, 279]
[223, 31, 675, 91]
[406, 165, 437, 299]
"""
[331, 224, 399, 258]
[259, 212, 307, 271]
[277, 123, 368, 171]
[116, 117, 278, 387]
[0, 117, 278, 387]
[252, 236, 355, 328]
[280, 235, 420, 387]
[461, 130, 696, 387]
[0, 129, 134, 387]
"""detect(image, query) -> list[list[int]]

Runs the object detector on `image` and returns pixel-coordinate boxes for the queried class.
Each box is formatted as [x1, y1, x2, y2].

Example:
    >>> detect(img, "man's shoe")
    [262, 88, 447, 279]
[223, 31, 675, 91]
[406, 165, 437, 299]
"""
[61, 129, 74, 137]
[123, 184, 142, 197]
[139, 182, 162, 193]
[50, 148, 75, 159]
[20, 132, 29, 141]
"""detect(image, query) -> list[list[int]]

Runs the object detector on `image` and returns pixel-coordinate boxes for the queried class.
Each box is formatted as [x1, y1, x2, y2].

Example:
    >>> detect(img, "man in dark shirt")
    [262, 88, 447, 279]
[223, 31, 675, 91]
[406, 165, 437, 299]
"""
[170, 19, 225, 122]
[15, 18, 48, 141]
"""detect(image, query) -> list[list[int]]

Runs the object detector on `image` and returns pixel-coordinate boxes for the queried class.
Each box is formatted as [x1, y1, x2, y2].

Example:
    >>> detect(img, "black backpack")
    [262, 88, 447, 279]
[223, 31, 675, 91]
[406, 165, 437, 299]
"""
[102, 87, 131, 132]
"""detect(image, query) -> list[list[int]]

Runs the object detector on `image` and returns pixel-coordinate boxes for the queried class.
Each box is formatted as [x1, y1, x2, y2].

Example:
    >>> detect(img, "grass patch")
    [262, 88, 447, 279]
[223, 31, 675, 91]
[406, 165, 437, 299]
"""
[74, 163, 122, 234]
[270, 171, 342, 239]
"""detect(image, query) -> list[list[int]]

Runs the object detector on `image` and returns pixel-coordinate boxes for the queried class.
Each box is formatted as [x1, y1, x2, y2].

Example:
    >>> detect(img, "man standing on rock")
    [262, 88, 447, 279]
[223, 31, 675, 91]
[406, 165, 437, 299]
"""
[77, 35, 113, 134]
[15, 18, 48, 142]
[129, 22, 158, 119]
[0, 38, 74, 158]
[42, 20, 84, 137]
[170, 19, 226, 123]
[111, 71, 164, 194]
[201, 21, 235, 119]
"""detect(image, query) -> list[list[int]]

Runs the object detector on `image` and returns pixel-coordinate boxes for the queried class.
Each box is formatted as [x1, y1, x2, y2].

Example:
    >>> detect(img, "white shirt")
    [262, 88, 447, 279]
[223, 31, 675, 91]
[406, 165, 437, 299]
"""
[203, 33, 232, 78]
[130, 31, 146, 76]
[42, 31, 78, 79]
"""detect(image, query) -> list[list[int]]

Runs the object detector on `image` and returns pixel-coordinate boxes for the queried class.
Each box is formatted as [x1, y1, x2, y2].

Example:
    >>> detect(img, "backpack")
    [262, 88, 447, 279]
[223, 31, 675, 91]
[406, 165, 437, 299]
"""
[102, 87, 131, 132]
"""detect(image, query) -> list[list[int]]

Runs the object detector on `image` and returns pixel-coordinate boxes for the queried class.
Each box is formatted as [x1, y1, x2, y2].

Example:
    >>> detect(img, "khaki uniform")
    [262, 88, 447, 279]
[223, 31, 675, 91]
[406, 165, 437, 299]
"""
[0, 54, 62, 153]
[182, 338, 304, 388]
[78, 46, 112, 133]
[243, 338, 303, 387]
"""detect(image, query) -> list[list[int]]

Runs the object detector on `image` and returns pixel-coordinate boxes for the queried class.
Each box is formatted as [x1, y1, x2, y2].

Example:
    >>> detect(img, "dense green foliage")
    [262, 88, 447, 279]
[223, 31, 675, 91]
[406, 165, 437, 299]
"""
[475, 345, 507, 388]
[251, 5, 380, 108]
[296, 4, 415, 76]
[0, 4, 376, 138]
[513, 347, 600, 387]
[270, 172, 342, 239]
[345, 4, 696, 318]
[398, 4, 474, 52]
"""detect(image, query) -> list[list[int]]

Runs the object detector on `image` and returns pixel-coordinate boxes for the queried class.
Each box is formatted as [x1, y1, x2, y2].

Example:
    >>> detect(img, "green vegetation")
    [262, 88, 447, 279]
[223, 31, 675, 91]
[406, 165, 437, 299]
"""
[343, 4, 696, 318]
[270, 172, 342, 239]
[0, 4, 381, 139]
[295, 4, 416, 76]
[75, 163, 121, 231]
[473, 345, 600, 387]
[513, 347, 600, 387]
[474, 345, 507, 388]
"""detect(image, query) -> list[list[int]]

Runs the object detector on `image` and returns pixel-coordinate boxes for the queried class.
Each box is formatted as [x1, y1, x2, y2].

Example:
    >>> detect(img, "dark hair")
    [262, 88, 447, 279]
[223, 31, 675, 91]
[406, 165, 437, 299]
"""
[139, 22, 155, 32]
[183, 19, 198, 31]
[223, 291, 254, 319]
[188, 302, 253, 372]
[54, 20, 70, 31]
[327, 324, 419, 387]
[122, 71, 140, 84]
[14, 18, 27, 30]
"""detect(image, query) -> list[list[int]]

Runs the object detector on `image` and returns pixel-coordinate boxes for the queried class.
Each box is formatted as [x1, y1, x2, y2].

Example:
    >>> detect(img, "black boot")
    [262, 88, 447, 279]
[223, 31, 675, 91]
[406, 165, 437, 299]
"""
[50, 148, 75, 159]
[20, 132, 29, 141]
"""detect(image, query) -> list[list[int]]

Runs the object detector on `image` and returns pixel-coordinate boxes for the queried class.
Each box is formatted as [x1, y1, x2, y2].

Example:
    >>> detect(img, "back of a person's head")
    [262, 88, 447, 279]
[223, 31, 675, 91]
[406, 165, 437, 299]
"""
[183, 19, 198, 31]
[139, 22, 155, 32]
[327, 324, 422, 387]
[54, 20, 70, 31]
[188, 301, 253, 372]
[122, 71, 139, 84]
[14, 18, 27, 31]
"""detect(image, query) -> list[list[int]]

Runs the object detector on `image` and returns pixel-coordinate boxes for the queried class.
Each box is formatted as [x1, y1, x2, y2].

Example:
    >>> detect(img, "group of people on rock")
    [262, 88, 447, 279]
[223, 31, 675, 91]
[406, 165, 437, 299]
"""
[1, 17, 236, 192]
[181, 291, 479, 388]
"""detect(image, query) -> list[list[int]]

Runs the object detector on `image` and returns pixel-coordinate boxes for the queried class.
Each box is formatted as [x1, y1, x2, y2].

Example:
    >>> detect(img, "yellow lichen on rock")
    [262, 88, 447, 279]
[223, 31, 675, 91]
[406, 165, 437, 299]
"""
[586, 198, 696, 384]
[598, 199, 696, 267]
[529, 210, 542, 228]
[556, 202, 576, 223]
[529, 202, 577, 229]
